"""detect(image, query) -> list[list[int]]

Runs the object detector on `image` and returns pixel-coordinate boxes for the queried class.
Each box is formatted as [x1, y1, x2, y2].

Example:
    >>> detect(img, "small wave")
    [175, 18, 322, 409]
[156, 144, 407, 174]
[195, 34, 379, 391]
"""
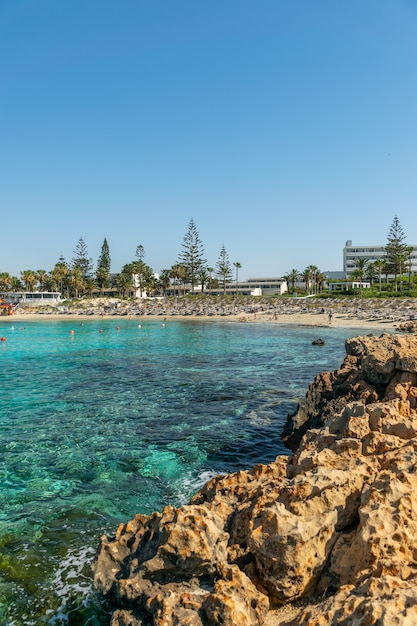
[46, 545, 96, 624]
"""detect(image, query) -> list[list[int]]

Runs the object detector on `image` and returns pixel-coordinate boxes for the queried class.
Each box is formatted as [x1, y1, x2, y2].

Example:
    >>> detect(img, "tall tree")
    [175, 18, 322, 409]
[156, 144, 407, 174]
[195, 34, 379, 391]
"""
[352, 257, 368, 296]
[233, 262, 242, 295]
[215, 245, 232, 295]
[307, 265, 319, 294]
[136, 244, 145, 263]
[302, 267, 312, 294]
[72, 237, 93, 281]
[315, 271, 326, 293]
[385, 216, 407, 291]
[284, 269, 299, 294]
[96, 238, 111, 293]
[178, 218, 206, 292]
[366, 262, 377, 287]
[133, 245, 153, 298]
[373, 259, 385, 292]
[51, 256, 69, 296]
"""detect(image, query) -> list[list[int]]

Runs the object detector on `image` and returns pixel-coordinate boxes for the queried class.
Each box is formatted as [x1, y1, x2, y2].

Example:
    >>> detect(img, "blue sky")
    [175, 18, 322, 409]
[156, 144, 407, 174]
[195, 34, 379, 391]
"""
[1, 0, 417, 280]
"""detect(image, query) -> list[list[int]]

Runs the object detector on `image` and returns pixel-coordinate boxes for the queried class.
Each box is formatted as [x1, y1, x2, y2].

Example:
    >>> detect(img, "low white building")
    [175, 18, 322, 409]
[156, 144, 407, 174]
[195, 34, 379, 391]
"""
[329, 281, 371, 292]
[205, 278, 288, 296]
[2, 291, 62, 305]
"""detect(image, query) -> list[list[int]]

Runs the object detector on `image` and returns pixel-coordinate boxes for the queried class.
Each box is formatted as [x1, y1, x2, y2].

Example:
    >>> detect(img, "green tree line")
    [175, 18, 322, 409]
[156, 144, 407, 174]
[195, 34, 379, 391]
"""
[0, 220, 237, 299]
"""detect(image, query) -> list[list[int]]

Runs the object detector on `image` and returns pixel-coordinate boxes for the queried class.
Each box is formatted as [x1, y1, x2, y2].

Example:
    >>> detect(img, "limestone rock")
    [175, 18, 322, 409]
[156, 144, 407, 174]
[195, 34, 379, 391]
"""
[201, 565, 269, 626]
[92, 332, 417, 625]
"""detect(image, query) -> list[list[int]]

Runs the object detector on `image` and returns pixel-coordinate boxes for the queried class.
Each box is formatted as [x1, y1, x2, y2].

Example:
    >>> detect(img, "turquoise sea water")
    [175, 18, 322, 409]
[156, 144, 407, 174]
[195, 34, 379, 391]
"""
[0, 318, 366, 624]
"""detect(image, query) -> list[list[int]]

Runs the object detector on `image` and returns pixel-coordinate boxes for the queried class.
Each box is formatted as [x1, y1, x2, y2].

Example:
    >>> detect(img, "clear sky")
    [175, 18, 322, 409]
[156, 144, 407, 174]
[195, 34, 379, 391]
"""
[1, 0, 417, 280]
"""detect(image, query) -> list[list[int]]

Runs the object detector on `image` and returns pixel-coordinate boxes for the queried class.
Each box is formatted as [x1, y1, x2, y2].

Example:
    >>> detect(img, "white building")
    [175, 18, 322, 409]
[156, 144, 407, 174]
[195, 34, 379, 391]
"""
[204, 278, 288, 296]
[1, 291, 62, 305]
[329, 281, 371, 292]
[343, 240, 417, 277]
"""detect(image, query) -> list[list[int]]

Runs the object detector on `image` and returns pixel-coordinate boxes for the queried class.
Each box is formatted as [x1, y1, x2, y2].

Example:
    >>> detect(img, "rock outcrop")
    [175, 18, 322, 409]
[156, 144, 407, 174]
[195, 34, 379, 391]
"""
[92, 333, 417, 625]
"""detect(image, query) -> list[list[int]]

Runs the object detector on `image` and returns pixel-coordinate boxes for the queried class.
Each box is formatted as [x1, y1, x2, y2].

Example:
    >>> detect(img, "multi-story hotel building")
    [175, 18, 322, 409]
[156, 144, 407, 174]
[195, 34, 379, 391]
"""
[343, 240, 417, 277]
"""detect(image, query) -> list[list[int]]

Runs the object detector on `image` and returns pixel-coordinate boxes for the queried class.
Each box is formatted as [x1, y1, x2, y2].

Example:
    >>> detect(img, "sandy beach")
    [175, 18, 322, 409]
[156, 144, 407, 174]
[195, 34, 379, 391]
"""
[3, 296, 417, 331]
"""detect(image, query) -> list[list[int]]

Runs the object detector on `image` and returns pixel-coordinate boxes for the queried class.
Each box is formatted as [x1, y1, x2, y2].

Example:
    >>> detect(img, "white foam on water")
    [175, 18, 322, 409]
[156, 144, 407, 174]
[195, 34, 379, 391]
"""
[47, 544, 97, 624]
[177, 469, 222, 504]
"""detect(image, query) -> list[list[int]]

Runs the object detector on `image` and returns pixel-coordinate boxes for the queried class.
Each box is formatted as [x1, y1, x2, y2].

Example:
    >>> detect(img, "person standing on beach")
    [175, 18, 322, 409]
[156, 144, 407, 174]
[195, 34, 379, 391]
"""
[328, 311, 333, 324]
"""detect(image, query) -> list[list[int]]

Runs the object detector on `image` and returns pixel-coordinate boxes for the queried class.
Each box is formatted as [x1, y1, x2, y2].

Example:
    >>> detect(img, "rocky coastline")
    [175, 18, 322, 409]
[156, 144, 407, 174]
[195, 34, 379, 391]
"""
[92, 331, 417, 625]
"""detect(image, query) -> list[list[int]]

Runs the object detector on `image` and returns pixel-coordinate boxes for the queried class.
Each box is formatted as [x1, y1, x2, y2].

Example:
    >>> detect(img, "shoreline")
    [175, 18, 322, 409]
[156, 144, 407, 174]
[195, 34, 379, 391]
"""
[3, 296, 417, 330]
[0, 310, 400, 330]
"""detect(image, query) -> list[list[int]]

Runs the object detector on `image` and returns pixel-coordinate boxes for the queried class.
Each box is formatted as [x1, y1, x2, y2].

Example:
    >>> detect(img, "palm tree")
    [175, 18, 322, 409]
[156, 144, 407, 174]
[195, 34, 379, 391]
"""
[0, 272, 12, 292]
[284, 269, 299, 294]
[315, 272, 326, 293]
[170, 264, 187, 296]
[10, 276, 23, 291]
[68, 267, 85, 298]
[395, 251, 407, 292]
[233, 262, 242, 295]
[206, 267, 214, 291]
[199, 268, 208, 293]
[352, 258, 368, 296]
[366, 262, 377, 288]
[51, 259, 69, 296]
[159, 269, 172, 296]
[21, 270, 37, 291]
[373, 259, 385, 293]
[406, 246, 414, 290]
[115, 272, 133, 298]
[96, 266, 110, 295]
[301, 267, 312, 294]
[85, 278, 96, 297]
[36, 270, 48, 291]
[307, 265, 319, 294]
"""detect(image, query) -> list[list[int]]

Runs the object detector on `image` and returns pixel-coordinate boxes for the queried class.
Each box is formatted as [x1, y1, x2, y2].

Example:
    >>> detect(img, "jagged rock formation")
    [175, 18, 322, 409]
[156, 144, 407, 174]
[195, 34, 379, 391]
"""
[92, 333, 417, 625]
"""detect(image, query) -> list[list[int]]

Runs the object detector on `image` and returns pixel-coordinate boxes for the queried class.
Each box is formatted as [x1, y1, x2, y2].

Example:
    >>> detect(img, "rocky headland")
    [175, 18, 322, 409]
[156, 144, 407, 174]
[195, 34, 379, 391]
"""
[92, 331, 417, 625]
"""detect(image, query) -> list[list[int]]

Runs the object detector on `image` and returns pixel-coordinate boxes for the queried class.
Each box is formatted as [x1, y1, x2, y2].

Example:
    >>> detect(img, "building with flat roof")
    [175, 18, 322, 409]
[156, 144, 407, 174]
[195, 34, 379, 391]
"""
[329, 281, 371, 292]
[1, 291, 62, 304]
[204, 278, 288, 296]
[343, 240, 417, 277]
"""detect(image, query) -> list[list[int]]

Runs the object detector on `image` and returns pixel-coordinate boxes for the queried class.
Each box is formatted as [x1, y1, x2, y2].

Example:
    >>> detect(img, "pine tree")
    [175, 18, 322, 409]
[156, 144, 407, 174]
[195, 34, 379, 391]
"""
[72, 237, 93, 281]
[133, 245, 153, 297]
[96, 238, 111, 293]
[215, 245, 232, 295]
[97, 238, 111, 273]
[178, 218, 206, 291]
[385, 216, 408, 291]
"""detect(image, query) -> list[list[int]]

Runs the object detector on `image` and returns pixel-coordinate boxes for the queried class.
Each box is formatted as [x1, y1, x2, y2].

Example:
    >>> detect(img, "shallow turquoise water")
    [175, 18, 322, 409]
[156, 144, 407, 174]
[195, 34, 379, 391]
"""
[0, 318, 365, 624]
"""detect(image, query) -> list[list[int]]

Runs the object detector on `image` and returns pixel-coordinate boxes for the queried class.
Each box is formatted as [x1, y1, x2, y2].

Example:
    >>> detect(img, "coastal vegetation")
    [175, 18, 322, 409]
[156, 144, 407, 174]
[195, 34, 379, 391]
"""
[1, 216, 416, 299]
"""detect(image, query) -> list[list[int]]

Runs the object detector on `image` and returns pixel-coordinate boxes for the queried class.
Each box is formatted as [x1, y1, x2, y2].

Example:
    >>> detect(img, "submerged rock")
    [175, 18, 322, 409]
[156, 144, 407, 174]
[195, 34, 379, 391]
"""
[92, 332, 417, 625]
